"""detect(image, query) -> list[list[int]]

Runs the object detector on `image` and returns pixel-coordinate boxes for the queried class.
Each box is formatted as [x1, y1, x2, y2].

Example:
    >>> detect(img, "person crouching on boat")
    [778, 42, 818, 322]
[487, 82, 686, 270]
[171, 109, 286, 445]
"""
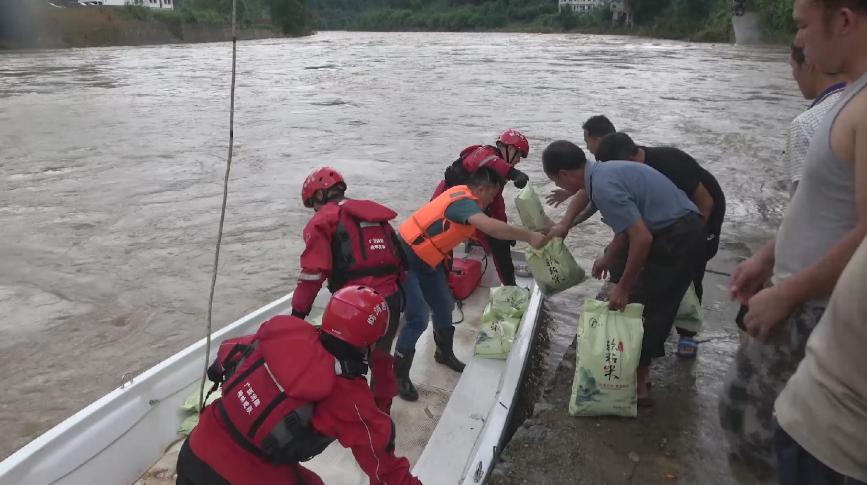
[431, 129, 532, 286]
[291, 167, 406, 414]
[393, 167, 549, 401]
[176, 286, 421, 485]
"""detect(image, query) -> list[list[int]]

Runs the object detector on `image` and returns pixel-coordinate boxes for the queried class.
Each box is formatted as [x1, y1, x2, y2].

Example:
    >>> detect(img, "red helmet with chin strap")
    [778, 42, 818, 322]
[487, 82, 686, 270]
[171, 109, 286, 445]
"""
[497, 129, 529, 158]
[321, 285, 389, 348]
[302, 167, 346, 208]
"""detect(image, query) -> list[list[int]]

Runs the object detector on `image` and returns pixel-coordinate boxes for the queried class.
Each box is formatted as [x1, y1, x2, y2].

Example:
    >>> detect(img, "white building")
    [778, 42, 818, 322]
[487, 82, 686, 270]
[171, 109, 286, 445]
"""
[559, 0, 605, 14]
[80, 0, 174, 9]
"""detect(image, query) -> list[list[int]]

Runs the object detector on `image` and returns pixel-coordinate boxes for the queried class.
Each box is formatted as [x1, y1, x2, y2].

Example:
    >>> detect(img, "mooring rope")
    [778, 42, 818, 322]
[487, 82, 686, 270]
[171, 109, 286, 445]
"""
[200, 0, 238, 410]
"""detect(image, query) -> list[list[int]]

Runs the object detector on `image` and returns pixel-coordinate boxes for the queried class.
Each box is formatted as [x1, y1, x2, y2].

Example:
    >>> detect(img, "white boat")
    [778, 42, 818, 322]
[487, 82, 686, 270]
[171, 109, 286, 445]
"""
[0, 247, 543, 485]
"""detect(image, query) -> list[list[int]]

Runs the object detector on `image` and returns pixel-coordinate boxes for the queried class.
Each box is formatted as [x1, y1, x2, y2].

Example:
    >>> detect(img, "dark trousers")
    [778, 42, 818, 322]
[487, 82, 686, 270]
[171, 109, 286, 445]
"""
[176, 438, 231, 485]
[776, 428, 867, 485]
[176, 438, 319, 485]
[624, 215, 706, 367]
[374, 291, 402, 353]
[479, 234, 516, 286]
[610, 217, 712, 339]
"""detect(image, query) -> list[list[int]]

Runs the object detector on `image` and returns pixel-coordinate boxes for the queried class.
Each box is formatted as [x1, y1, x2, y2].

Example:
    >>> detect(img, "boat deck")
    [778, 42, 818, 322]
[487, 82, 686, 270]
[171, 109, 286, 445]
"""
[138, 257, 520, 484]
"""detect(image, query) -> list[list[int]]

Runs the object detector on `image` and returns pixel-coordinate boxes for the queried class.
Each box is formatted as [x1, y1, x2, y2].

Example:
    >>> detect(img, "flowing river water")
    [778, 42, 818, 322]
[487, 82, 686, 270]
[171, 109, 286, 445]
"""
[0, 31, 796, 460]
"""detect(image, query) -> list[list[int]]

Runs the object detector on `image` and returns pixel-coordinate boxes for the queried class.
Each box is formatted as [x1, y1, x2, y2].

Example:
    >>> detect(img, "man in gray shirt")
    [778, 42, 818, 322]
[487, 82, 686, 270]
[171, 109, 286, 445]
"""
[719, 0, 867, 473]
[542, 140, 706, 405]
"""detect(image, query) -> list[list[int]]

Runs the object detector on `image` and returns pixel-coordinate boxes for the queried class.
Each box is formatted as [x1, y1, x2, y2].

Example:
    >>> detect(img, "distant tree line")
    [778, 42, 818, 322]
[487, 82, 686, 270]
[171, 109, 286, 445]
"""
[306, 0, 797, 42]
[120, 0, 312, 35]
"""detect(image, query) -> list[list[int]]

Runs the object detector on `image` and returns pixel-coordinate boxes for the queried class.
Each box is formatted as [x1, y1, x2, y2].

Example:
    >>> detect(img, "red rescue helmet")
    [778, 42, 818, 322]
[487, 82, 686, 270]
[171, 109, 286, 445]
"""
[301, 167, 346, 208]
[321, 285, 389, 348]
[497, 129, 529, 157]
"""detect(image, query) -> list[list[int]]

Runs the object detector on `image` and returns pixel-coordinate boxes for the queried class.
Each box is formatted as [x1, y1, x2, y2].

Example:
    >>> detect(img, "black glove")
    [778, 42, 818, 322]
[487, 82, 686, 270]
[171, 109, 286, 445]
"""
[508, 168, 529, 189]
[291, 308, 309, 319]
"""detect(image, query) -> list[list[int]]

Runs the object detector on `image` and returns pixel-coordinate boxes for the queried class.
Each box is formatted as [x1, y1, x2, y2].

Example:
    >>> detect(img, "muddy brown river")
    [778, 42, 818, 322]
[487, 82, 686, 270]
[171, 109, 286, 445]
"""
[0, 31, 795, 460]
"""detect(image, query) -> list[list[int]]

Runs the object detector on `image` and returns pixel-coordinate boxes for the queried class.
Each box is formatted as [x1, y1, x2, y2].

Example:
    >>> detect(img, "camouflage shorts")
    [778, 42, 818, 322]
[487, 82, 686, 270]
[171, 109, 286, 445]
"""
[718, 304, 825, 475]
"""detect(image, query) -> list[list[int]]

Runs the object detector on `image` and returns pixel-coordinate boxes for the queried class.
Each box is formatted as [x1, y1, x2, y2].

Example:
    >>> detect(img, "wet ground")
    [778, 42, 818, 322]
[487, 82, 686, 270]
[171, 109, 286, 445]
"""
[491, 246, 769, 485]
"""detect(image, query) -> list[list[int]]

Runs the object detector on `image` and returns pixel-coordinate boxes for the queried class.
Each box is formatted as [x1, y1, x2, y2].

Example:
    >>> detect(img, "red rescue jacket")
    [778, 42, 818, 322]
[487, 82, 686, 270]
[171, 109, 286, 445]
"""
[189, 315, 420, 485]
[292, 199, 405, 317]
[433, 145, 510, 222]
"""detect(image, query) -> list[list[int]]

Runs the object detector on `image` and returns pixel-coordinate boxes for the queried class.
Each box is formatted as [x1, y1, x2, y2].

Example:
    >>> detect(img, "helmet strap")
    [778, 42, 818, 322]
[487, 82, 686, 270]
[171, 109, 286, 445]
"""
[336, 357, 369, 379]
[320, 333, 369, 379]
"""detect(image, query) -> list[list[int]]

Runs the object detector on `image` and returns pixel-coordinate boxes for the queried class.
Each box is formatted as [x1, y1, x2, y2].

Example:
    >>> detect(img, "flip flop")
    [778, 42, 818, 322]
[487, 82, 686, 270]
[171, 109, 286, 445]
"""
[676, 336, 698, 358]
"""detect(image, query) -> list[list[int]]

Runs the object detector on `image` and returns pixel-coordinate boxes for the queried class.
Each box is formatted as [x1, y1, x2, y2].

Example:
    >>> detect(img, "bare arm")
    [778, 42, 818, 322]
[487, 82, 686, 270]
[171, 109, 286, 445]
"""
[468, 212, 548, 248]
[692, 183, 714, 223]
[546, 190, 592, 238]
[560, 190, 590, 227]
[593, 232, 629, 279]
[572, 201, 598, 227]
[617, 220, 653, 292]
[730, 239, 775, 303]
[606, 232, 628, 260]
[606, 220, 653, 310]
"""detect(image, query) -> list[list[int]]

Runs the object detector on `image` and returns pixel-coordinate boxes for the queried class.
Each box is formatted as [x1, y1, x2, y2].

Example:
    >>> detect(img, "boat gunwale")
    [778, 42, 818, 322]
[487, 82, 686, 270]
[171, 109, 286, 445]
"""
[0, 293, 296, 484]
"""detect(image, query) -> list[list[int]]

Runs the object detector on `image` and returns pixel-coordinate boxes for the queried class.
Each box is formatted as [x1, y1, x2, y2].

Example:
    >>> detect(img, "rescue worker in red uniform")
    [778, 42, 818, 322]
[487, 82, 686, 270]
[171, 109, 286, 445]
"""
[176, 286, 421, 485]
[290, 167, 405, 414]
[431, 129, 531, 286]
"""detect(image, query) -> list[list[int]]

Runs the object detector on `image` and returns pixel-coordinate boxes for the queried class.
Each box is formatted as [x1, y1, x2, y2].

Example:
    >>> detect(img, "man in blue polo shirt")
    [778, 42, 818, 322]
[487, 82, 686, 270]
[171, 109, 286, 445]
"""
[542, 140, 706, 405]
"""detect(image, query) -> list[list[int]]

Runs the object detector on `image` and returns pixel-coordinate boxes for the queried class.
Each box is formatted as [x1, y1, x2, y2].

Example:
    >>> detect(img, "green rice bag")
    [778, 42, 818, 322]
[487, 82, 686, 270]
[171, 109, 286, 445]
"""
[515, 185, 548, 231]
[569, 299, 644, 418]
[525, 238, 585, 295]
[674, 283, 703, 334]
[475, 286, 531, 359]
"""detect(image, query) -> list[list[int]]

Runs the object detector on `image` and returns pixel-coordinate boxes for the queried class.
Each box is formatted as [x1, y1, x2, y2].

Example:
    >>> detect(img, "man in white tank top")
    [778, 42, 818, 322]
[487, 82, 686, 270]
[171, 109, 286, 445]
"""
[719, 0, 867, 476]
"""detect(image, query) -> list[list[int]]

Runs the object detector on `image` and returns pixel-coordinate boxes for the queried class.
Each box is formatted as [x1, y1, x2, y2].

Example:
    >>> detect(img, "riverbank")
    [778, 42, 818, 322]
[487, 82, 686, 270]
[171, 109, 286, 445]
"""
[307, 0, 784, 44]
[491, 245, 771, 484]
[0, 5, 307, 50]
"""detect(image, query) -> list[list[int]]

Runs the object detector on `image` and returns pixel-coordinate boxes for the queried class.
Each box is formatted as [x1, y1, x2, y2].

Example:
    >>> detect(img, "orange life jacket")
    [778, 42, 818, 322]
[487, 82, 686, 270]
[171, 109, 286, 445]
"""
[399, 185, 480, 268]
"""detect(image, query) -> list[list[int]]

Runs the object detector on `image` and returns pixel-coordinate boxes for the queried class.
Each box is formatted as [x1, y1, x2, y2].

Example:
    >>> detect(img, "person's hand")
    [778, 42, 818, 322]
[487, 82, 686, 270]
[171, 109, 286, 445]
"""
[745, 286, 798, 341]
[528, 232, 551, 249]
[592, 255, 611, 280]
[545, 188, 573, 207]
[510, 169, 529, 189]
[729, 254, 774, 304]
[607, 284, 629, 311]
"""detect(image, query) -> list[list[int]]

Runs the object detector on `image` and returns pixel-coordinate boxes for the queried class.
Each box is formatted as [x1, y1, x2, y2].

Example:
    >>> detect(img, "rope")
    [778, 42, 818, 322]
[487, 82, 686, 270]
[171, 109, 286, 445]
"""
[200, 0, 238, 410]
[704, 268, 732, 277]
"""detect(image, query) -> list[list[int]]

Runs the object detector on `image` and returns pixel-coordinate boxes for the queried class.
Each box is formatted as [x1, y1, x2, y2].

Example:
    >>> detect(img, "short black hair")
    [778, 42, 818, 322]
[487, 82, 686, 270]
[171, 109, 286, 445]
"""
[467, 166, 506, 189]
[595, 132, 639, 162]
[791, 43, 806, 66]
[542, 140, 587, 174]
[814, 0, 867, 15]
[582, 115, 617, 139]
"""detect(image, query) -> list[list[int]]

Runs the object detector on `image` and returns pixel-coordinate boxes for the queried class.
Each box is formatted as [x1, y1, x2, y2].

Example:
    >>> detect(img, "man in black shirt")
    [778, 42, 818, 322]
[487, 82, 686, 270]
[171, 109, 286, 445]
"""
[596, 133, 726, 263]
[594, 132, 726, 357]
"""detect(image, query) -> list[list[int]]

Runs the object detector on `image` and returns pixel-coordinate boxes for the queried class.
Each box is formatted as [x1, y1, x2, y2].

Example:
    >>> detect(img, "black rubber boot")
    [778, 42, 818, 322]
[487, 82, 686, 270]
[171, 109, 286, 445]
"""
[433, 327, 465, 373]
[393, 351, 419, 402]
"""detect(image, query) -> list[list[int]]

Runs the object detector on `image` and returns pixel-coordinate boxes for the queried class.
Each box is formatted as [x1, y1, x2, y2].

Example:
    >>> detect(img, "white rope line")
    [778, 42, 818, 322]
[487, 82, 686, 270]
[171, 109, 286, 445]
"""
[200, 0, 238, 410]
